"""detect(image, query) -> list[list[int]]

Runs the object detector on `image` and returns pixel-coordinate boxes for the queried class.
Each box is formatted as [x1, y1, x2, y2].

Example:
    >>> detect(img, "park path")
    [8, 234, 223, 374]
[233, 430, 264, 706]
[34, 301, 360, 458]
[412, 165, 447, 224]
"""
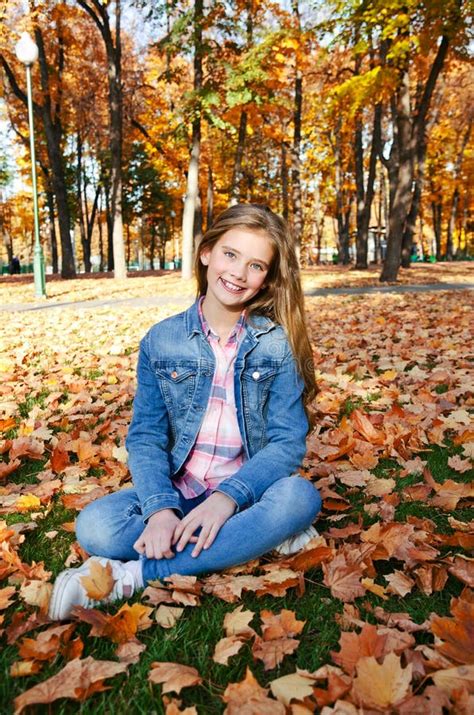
[1, 281, 473, 313]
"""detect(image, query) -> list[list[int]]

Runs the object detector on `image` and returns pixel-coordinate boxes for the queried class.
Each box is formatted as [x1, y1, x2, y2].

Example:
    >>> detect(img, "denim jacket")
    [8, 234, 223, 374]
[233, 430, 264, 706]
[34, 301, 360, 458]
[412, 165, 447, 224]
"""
[126, 300, 308, 522]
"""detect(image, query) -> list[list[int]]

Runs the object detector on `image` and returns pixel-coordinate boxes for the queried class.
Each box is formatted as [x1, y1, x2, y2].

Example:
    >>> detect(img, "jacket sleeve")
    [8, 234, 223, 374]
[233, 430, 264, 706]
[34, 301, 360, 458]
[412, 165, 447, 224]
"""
[215, 347, 308, 510]
[125, 333, 183, 521]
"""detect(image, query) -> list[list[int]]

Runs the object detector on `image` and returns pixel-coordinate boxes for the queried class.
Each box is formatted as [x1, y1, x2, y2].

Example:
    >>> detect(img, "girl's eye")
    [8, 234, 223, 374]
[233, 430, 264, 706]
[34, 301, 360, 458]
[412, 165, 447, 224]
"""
[251, 263, 264, 271]
[224, 251, 236, 258]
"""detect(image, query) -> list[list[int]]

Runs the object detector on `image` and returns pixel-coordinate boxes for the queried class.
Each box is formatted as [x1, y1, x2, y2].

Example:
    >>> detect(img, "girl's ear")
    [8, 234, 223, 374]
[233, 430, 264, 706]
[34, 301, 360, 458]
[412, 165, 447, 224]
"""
[200, 248, 210, 266]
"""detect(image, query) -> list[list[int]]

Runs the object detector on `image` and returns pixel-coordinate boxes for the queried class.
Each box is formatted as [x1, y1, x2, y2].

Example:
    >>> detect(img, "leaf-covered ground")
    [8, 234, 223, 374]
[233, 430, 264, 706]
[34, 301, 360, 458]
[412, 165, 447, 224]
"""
[0, 274, 473, 714]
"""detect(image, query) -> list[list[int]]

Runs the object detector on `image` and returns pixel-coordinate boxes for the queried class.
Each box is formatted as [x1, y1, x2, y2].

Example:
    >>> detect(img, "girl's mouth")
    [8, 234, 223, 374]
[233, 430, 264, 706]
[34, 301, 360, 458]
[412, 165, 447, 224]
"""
[220, 278, 245, 293]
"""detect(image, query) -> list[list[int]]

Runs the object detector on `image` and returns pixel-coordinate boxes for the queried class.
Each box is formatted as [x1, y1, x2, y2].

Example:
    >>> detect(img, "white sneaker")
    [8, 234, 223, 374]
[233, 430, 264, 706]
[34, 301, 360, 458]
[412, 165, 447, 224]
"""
[48, 557, 135, 621]
[274, 525, 319, 556]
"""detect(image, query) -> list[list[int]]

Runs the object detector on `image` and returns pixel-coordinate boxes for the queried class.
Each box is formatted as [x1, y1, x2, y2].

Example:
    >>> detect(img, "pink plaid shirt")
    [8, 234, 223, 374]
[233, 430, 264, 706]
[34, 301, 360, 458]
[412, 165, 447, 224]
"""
[173, 299, 246, 499]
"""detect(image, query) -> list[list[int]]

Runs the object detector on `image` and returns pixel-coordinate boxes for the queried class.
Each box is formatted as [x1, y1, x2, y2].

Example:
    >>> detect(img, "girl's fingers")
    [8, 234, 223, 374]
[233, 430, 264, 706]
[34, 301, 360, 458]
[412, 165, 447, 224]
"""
[203, 523, 220, 550]
[191, 525, 212, 557]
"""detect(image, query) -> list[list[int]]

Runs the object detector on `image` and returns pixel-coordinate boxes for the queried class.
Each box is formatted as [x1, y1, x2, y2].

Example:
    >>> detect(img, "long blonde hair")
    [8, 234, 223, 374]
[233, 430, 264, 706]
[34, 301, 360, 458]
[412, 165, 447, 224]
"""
[194, 204, 317, 408]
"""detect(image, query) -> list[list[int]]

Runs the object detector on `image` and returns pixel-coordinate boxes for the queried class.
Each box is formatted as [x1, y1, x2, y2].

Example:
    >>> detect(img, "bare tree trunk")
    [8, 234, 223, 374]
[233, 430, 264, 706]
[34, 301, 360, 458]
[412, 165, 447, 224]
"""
[355, 103, 381, 268]
[291, 0, 304, 254]
[281, 142, 289, 220]
[181, 0, 203, 280]
[76, 0, 127, 279]
[206, 165, 214, 229]
[380, 34, 449, 281]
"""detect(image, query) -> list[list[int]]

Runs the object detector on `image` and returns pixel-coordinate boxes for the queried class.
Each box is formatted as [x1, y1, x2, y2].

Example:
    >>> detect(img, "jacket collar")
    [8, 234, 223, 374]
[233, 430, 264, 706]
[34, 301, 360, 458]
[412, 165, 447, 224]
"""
[185, 299, 275, 339]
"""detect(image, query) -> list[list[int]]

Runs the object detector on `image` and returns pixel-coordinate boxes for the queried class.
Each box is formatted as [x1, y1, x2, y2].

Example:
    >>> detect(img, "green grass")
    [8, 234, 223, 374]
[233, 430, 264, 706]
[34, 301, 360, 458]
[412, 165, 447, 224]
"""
[0, 435, 472, 714]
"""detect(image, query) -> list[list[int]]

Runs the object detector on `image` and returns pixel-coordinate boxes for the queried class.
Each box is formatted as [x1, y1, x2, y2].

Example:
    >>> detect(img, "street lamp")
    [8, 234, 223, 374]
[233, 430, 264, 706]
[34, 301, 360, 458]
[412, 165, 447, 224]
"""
[15, 31, 46, 298]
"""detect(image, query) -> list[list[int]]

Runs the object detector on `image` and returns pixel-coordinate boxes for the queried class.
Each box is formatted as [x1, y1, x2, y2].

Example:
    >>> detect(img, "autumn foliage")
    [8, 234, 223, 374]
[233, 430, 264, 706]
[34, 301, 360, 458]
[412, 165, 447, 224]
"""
[0, 276, 473, 712]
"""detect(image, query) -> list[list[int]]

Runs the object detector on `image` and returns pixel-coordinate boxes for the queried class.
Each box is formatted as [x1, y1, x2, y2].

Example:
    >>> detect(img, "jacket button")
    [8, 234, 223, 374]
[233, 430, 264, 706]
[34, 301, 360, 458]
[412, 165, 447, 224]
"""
[252, 371, 260, 380]
[171, 370, 178, 379]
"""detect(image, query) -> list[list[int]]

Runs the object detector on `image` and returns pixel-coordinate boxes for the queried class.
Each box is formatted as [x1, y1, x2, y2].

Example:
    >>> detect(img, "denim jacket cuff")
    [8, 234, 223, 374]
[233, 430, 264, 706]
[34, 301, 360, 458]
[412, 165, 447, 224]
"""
[215, 480, 253, 511]
[142, 494, 183, 523]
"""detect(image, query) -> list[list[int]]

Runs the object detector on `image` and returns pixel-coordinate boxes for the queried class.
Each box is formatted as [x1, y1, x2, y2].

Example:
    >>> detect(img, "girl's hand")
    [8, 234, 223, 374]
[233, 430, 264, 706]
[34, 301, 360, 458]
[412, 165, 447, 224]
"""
[173, 492, 236, 557]
[133, 509, 181, 560]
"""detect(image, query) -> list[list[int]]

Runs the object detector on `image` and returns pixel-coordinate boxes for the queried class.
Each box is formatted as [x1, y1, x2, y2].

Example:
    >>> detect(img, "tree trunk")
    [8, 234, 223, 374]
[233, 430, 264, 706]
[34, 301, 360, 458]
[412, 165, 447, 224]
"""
[45, 189, 58, 273]
[281, 142, 289, 220]
[206, 165, 214, 229]
[229, 110, 247, 205]
[431, 200, 443, 259]
[380, 34, 449, 281]
[355, 104, 381, 268]
[181, 0, 203, 280]
[76, 0, 127, 279]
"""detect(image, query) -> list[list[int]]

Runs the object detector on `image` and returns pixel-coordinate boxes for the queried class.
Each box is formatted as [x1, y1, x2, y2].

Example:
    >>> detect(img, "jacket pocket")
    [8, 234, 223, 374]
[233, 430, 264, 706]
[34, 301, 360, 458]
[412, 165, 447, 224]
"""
[154, 363, 198, 416]
[241, 364, 278, 409]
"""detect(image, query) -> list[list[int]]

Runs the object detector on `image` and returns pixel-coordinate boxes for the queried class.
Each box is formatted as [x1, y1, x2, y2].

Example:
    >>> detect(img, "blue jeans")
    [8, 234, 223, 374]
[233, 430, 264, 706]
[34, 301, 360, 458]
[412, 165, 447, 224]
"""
[76, 477, 321, 584]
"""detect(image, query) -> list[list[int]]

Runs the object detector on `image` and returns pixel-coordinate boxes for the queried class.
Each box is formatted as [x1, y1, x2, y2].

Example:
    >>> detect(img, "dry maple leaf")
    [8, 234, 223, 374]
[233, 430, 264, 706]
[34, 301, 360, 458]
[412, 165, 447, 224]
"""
[431, 593, 474, 664]
[269, 670, 316, 706]
[213, 635, 247, 665]
[0, 458, 21, 480]
[447, 555, 474, 588]
[223, 605, 255, 637]
[431, 664, 474, 696]
[252, 635, 300, 670]
[155, 605, 184, 629]
[18, 623, 76, 662]
[162, 696, 198, 714]
[10, 660, 43, 677]
[9, 436, 45, 461]
[148, 662, 202, 694]
[19, 579, 52, 613]
[13, 656, 127, 713]
[222, 667, 285, 714]
[116, 640, 146, 664]
[79, 560, 115, 600]
[0, 585, 16, 610]
[322, 552, 366, 602]
[260, 609, 305, 640]
[384, 570, 415, 597]
[331, 623, 387, 676]
[352, 652, 412, 710]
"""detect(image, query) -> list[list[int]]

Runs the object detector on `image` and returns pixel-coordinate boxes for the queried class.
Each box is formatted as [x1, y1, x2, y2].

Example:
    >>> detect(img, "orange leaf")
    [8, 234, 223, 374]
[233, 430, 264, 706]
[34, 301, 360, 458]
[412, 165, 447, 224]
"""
[0, 458, 21, 480]
[252, 635, 300, 670]
[80, 560, 115, 600]
[116, 640, 146, 664]
[222, 667, 284, 713]
[13, 656, 127, 713]
[148, 662, 202, 694]
[261, 609, 305, 640]
[213, 635, 247, 665]
[9, 437, 44, 461]
[432, 664, 474, 695]
[431, 593, 474, 664]
[322, 552, 366, 602]
[0, 586, 16, 610]
[352, 653, 412, 709]
[18, 624, 75, 662]
[50, 447, 70, 474]
[10, 660, 43, 677]
[448, 555, 474, 587]
[331, 624, 387, 676]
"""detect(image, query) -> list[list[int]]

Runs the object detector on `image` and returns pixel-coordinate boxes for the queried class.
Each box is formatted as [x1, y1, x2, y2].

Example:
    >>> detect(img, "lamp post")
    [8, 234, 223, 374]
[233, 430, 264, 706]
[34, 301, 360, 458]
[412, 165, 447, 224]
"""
[15, 31, 46, 298]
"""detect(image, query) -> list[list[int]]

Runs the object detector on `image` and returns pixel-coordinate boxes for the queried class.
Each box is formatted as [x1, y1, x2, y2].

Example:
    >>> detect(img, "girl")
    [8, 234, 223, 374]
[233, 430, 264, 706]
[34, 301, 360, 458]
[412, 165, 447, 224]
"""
[49, 204, 321, 620]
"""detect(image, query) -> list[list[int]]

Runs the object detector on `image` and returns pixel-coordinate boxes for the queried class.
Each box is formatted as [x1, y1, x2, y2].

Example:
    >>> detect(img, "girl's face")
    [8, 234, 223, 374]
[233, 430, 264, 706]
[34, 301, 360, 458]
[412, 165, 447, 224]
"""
[200, 227, 274, 316]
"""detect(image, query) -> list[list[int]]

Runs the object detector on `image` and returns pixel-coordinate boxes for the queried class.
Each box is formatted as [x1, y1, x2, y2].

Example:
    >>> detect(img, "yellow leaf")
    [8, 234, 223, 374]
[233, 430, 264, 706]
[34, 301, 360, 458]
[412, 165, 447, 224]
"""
[16, 495, 41, 512]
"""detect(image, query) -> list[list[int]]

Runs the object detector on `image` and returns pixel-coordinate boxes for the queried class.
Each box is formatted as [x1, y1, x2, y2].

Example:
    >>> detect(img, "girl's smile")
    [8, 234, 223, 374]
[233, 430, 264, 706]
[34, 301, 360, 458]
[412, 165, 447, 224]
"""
[200, 227, 274, 320]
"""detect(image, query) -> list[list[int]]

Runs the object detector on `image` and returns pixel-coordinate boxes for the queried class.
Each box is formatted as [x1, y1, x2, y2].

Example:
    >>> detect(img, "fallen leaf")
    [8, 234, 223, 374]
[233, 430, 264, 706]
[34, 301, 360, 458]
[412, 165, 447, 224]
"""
[155, 605, 184, 629]
[10, 660, 43, 677]
[0, 586, 16, 610]
[13, 656, 127, 713]
[269, 670, 316, 706]
[222, 667, 285, 714]
[213, 635, 247, 665]
[384, 570, 415, 597]
[431, 593, 474, 664]
[0, 459, 21, 480]
[148, 662, 202, 694]
[19, 580, 52, 613]
[447, 555, 474, 587]
[80, 560, 115, 600]
[352, 652, 412, 709]
[223, 605, 255, 637]
[252, 635, 300, 670]
[116, 640, 146, 664]
[432, 664, 474, 695]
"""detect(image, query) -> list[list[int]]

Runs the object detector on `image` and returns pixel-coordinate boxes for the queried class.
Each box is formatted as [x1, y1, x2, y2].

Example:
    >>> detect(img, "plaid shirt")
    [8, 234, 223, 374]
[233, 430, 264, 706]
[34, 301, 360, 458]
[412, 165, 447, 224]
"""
[173, 299, 246, 499]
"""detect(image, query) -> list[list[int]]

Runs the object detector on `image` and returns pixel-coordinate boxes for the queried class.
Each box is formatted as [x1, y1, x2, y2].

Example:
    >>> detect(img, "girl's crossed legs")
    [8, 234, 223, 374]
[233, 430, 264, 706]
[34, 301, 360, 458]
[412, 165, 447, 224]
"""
[76, 476, 321, 582]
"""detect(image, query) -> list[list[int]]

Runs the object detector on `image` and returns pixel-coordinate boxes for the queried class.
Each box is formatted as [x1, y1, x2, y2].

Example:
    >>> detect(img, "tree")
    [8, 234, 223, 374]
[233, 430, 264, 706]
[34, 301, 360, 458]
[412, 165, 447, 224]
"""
[75, 0, 127, 279]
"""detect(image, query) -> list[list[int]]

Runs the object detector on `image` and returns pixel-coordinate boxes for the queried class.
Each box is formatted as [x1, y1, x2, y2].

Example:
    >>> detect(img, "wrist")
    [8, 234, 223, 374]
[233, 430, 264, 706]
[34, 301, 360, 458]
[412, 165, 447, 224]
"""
[148, 508, 178, 523]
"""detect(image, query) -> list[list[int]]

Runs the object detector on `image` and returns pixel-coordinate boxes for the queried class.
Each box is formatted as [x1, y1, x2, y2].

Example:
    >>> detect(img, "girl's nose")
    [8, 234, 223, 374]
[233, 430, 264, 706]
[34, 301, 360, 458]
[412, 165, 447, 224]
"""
[230, 262, 246, 281]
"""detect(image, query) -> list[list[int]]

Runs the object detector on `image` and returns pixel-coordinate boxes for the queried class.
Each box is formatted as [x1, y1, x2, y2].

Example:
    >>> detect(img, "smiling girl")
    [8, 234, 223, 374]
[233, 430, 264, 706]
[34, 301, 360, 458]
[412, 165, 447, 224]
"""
[49, 203, 321, 619]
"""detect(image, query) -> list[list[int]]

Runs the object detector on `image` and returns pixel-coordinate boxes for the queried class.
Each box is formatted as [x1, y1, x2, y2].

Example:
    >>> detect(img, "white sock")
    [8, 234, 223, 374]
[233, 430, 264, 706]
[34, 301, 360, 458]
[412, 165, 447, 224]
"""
[122, 559, 144, 589]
